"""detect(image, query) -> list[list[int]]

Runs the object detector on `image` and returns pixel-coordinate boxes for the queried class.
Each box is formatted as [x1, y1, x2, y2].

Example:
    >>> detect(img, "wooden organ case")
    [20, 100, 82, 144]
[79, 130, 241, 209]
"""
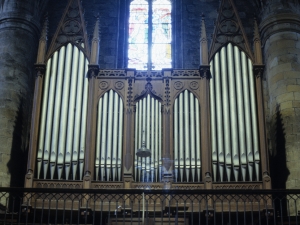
[24, 0, 272, 222]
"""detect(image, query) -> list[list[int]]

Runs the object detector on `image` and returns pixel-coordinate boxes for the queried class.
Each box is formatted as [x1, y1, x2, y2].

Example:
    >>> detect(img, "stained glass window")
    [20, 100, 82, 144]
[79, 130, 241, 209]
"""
[128, 0, 172, 70]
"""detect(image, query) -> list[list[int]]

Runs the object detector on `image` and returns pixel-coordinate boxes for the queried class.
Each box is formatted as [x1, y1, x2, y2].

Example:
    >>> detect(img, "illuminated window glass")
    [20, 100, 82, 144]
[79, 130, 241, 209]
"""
[128, 0, 172, 70]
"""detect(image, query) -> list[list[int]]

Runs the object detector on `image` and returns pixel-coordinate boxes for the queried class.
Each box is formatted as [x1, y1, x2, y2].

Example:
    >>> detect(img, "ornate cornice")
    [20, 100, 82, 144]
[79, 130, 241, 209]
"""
[134, 77, 163, 102]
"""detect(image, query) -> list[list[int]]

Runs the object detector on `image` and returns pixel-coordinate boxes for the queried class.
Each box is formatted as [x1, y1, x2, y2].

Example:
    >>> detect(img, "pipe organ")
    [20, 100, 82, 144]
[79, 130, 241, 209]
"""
[36, 44, 89, 180]
[26, 0, 271, 194]
[134, 95, 162, 182]
[210, 44, 260, 182]
[95, 90, 124, 181]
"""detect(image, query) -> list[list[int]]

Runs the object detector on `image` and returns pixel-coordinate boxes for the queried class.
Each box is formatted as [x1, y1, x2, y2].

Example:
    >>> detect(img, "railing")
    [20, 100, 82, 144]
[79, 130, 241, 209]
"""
[0, 188, 300, 225]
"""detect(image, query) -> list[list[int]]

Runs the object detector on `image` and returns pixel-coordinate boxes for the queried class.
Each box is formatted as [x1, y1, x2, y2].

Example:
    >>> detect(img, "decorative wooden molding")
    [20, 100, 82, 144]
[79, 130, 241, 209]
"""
[133, 77, 163, 102]
[36, 17, 48, 64]
[209, 0, 254, 62]
[253, 18, 263, 65]
[200, 15, 209, 66]
[46, 0, 90, 60]
[90, 17, 100, 65]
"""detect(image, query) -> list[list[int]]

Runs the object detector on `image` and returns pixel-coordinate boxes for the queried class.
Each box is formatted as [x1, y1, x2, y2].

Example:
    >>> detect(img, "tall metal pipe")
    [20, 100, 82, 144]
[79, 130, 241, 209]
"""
[241, 52, 254, 181]
[79, 59, 88, 180]
[210, 59, 218, 181]
[95, 98, 103, 180]
[43, 52, 58, 179]
[220, 47, 232, 181]
[50, 46, 66, 179]
[227, 43, 238, 181]
[174, 98, 179, 181]
[248, 58, 260, 181]
[112, 92, 119, 181]
[214, 52, 225, 181]
[37, 57, 52, 178]
[72, 50, 85, 180]
[234, 46, 245, 181]
[100, 92, 108, 181]
[117, 99, 124, 181]
[57, 44, 73, 179]
[65, 46, 79, 180]
[195, 97, 201, 181]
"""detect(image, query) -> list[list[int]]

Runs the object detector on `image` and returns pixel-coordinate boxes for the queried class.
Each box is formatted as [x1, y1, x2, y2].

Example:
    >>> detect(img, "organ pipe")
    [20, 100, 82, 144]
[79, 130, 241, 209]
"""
[95, 98, 103, 180]
[37, 57, 52, 179]
[220, 47, 231, 181]
[78, 59, 89, 180]
[210, 60, 218, 181]
[112, 92, 119, 181]
[241, 52, 254, 181]
[57, 44, 73, 179]
[190, 92, 196, 182]
[233, 46, 246, 181]
[195, 97, 201, 181]
[117, 99, 124, 181]
[174, 99, 179, 181]
[43, 51, 58, 179]
[100, 93, 108, 181]
[248, 58, 260, 181]
[227, 43, 238, 181]
[214, 52, 225, 182]
[72, 50, 86, 180]
[65, 46, 79, 180]
[50, 46, 66, 179]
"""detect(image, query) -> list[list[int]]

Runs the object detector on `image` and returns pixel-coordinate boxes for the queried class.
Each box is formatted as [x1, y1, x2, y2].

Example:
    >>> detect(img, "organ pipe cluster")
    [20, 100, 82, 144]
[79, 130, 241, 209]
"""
[135, 95, 162, 182]
[37, 44, 89, 180]
[210, 44, 260, 182]
[95, 90, 124, 181]
[173, 90, 201, 182]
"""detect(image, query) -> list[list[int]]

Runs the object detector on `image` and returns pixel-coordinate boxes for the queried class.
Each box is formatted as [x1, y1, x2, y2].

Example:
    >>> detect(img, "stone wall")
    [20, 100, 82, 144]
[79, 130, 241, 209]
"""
[260, 1, 300, 190]
[0, 0, 47, 187]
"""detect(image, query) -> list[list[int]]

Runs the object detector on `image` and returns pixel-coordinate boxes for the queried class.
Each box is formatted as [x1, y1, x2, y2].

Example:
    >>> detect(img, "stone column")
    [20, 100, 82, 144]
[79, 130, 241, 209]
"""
[260, 0, 300, 190]
[0, 0, 47, 187]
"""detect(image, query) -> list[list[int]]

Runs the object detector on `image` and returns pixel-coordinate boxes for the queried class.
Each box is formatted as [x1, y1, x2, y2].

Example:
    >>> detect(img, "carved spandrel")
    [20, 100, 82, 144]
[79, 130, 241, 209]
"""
[209, 0, 254, 61]
[46, 0, 90, 60]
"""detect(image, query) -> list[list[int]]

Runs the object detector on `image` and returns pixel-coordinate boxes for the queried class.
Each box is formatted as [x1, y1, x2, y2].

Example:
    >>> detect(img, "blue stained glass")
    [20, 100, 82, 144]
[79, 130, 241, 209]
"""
[152, 0, 172, 69]
[128, 0, 172, 70]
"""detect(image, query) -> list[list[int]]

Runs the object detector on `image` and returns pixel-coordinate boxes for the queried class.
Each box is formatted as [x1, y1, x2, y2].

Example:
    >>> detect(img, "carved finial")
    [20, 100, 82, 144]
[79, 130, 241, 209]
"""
[40, 15, 48, 41]
[90, 17, 100, 64]
[200, 15, 209, 66]
[36, 17, 48, 64]
[253, 18, 263, 65]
